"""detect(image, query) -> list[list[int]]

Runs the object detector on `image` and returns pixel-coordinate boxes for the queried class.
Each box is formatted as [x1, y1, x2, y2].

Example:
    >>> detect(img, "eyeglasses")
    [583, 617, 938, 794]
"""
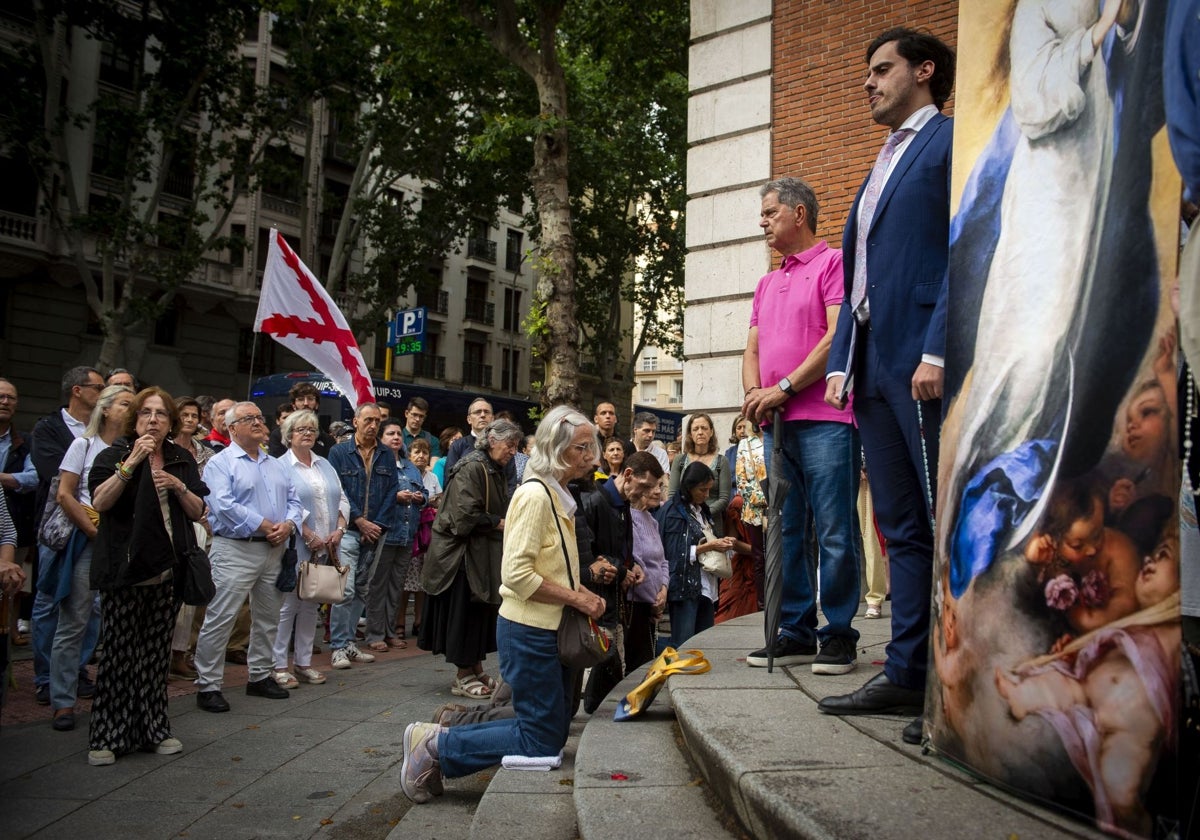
[230, 414, 266, 426]
[137, 408, 171, 419]
[570, 443, 598, 454]
[79, 383, 105, 391]
[0, 395, 16, 403]
[293, 427, 318, 435]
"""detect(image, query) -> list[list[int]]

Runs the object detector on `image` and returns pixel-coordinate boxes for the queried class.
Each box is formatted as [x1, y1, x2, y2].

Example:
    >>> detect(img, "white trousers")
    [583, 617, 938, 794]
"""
[193, 537, 285, 689]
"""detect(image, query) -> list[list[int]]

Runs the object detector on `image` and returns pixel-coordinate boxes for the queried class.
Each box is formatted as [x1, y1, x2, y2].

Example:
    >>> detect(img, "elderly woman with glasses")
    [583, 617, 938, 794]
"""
[401, 406, 606, 804]
[85, 388, 209, 765]
[419, 418, 523, 699]
[270, 409, 349, 688]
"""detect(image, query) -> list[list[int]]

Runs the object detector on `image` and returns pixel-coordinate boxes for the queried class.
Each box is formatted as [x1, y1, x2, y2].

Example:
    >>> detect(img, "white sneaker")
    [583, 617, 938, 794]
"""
[345, 642, 375, 663]
[155, 738, 184, 755]
[331, 649, 352, 670]
[17, 619, 30, 634]
[88, 749, 116, 766]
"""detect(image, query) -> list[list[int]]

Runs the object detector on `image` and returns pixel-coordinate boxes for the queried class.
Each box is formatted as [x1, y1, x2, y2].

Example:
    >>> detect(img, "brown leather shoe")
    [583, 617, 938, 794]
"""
[170, 651, 198, 680]
[225, 650, 248, 666]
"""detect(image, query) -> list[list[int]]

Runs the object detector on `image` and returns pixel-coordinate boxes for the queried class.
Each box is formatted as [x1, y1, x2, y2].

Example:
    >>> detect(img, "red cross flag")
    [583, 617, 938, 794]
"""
[254, 229, 375, 409]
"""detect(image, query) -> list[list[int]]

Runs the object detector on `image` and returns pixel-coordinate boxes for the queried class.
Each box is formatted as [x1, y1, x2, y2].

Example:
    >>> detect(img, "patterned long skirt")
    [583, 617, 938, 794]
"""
[89, 580, 176, 755]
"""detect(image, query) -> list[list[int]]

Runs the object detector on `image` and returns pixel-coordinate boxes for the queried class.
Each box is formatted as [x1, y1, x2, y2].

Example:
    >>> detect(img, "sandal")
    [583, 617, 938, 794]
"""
[450, 675, 492, 698]
[474, 672, 497, 693]
[367, 641, 390, 653]
[386, 637, 408, 649]
[394, 627, 406, 641]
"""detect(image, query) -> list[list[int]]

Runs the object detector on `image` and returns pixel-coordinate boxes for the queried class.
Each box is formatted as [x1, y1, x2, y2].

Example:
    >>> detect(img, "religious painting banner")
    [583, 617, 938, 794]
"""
[930, 1, 1183, 837]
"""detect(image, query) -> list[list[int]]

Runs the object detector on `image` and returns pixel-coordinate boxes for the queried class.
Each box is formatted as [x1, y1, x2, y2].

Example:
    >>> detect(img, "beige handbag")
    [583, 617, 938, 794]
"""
[697, 523, 732, 579]
[297, 558, 349, 603]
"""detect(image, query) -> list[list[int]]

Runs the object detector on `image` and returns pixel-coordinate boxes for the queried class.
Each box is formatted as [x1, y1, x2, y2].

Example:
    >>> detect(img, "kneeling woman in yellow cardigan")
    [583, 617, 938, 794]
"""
[399, 405, 605, 803]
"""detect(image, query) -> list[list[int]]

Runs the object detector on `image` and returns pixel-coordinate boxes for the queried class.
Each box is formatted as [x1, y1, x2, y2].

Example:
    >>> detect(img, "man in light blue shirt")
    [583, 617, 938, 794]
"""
[194, 401, 303, 713]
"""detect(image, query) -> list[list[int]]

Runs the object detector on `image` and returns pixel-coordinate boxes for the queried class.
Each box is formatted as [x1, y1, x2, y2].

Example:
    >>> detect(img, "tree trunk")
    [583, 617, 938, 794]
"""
[461, 0, 579, 409]
[530, 64, 579, 409]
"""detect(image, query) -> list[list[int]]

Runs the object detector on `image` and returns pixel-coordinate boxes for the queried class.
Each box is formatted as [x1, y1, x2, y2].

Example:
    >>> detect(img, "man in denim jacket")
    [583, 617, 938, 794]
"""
[326, 403, 398, 669]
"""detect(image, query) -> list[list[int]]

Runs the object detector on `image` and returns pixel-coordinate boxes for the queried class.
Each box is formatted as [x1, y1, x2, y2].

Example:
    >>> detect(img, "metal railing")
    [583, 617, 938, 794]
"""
[466, 237, 497, 263]
[413, 354, 446, 380]
[463, 298, 495, 326]
[462, 361, 493, 388]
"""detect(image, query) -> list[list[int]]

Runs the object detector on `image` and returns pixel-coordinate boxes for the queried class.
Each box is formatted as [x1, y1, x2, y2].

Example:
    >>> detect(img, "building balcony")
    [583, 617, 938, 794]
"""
[466, 237, 497, 263]
[416, 288, 449, 316]
[0, 210, 43, 248]
[325, 135, 356, 163]
[463, 361, 493, 388]
[413, 353, 446, 380]
[162, 168, 194, 201]
[463, 298, 495, 326]
[262, 194, 301, 217]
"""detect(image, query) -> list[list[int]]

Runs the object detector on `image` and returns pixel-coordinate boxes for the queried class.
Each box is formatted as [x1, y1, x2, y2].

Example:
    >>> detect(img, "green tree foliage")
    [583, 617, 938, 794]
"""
[453, 0, 688, 408]
[266, 0, 527, 328]
[0, 0, 286, 370]
[560, 1, 687, 393]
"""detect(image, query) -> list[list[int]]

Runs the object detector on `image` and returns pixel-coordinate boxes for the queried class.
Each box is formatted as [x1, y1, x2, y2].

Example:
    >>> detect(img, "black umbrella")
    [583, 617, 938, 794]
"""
[762, 412, 791, 673]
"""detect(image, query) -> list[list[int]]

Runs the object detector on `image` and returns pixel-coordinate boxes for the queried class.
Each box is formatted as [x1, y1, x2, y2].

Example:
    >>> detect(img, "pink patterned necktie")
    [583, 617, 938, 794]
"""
[850, 128, 914, 320]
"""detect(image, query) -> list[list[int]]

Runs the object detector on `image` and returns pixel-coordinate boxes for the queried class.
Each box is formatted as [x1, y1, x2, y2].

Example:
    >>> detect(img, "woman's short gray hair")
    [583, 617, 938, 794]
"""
[527, 405, 594, 480]
[474, 419, 524, 452]
[280, 409, 318, 445]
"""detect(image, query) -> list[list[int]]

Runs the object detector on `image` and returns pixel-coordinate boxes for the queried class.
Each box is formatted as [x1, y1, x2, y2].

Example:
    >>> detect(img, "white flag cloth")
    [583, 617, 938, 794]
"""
[254, 229, 375, 409]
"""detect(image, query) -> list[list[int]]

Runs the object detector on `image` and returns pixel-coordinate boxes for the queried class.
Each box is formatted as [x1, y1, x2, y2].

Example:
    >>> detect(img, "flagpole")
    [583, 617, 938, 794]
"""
[246, 329, 258, 401]
[245, 228, 272, 400]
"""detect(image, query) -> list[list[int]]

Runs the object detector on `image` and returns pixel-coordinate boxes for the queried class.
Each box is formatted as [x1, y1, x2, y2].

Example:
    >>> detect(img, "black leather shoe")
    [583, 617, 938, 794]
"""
[902, 710, 926, 744]
[817, 671, 924, 716]
[52, 711, 76, 731]
[902, 715, 924, 745]
[77, 673, 96, 699]
[197, 690, 231, 713]
[246, 677, 289, 699]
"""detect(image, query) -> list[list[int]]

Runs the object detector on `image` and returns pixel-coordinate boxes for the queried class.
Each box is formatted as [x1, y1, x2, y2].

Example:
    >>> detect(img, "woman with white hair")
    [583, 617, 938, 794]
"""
[401, 406, 606, 804]
[271, 409, 349, 688]
[419, 418, 524, 698]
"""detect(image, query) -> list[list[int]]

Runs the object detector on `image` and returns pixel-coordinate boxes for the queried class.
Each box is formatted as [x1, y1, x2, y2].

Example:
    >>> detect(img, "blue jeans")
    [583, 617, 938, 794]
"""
[49, 544, 96, 709]
[763, 420, 862, 646]
[33, 543, 100, 688]
[438, 616, 574, 778]
[669, 596, 714, 648]
[330, 531, 376, 651]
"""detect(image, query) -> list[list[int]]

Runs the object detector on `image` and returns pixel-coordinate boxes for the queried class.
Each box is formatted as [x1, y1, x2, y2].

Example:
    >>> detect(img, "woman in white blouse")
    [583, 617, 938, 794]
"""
[272, 410, 349, 687]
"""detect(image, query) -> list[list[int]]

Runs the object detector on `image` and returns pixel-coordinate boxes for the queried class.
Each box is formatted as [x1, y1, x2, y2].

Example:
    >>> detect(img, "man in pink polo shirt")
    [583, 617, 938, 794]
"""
[741, 176, 862, 675]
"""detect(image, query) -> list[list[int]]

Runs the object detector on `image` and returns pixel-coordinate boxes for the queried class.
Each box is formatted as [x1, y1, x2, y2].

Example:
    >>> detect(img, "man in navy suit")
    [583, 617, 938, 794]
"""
[818, 27, 954, 745]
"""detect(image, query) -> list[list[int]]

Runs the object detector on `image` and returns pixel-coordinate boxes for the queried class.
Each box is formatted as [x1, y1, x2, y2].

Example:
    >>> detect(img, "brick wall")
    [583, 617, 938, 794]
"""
[770, 1, 958, 246]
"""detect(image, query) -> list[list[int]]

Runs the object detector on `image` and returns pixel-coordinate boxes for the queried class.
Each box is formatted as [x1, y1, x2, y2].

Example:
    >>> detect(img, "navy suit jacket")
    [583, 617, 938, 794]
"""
[829, 113, 953, 384]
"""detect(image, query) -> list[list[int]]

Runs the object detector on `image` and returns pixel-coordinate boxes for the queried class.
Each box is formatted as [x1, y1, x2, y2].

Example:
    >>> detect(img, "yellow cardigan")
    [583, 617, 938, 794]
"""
[498, 473, 580, 631]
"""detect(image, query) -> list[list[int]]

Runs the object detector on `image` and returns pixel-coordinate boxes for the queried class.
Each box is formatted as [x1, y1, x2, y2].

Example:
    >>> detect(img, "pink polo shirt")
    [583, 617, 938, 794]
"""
[749, 240, 852, 424]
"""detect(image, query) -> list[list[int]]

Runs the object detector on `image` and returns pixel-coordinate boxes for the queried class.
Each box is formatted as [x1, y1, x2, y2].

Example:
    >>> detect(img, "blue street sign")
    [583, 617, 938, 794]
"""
[390, 307, 427, 356]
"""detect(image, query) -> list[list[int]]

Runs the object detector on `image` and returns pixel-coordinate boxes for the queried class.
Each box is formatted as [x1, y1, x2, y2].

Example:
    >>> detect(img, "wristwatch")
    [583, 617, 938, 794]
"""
[778, 377, 793, 394]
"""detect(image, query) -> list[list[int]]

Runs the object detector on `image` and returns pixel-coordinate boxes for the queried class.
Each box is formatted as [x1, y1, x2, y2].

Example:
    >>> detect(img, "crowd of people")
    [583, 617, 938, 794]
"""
[0, 366, 751, 765]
